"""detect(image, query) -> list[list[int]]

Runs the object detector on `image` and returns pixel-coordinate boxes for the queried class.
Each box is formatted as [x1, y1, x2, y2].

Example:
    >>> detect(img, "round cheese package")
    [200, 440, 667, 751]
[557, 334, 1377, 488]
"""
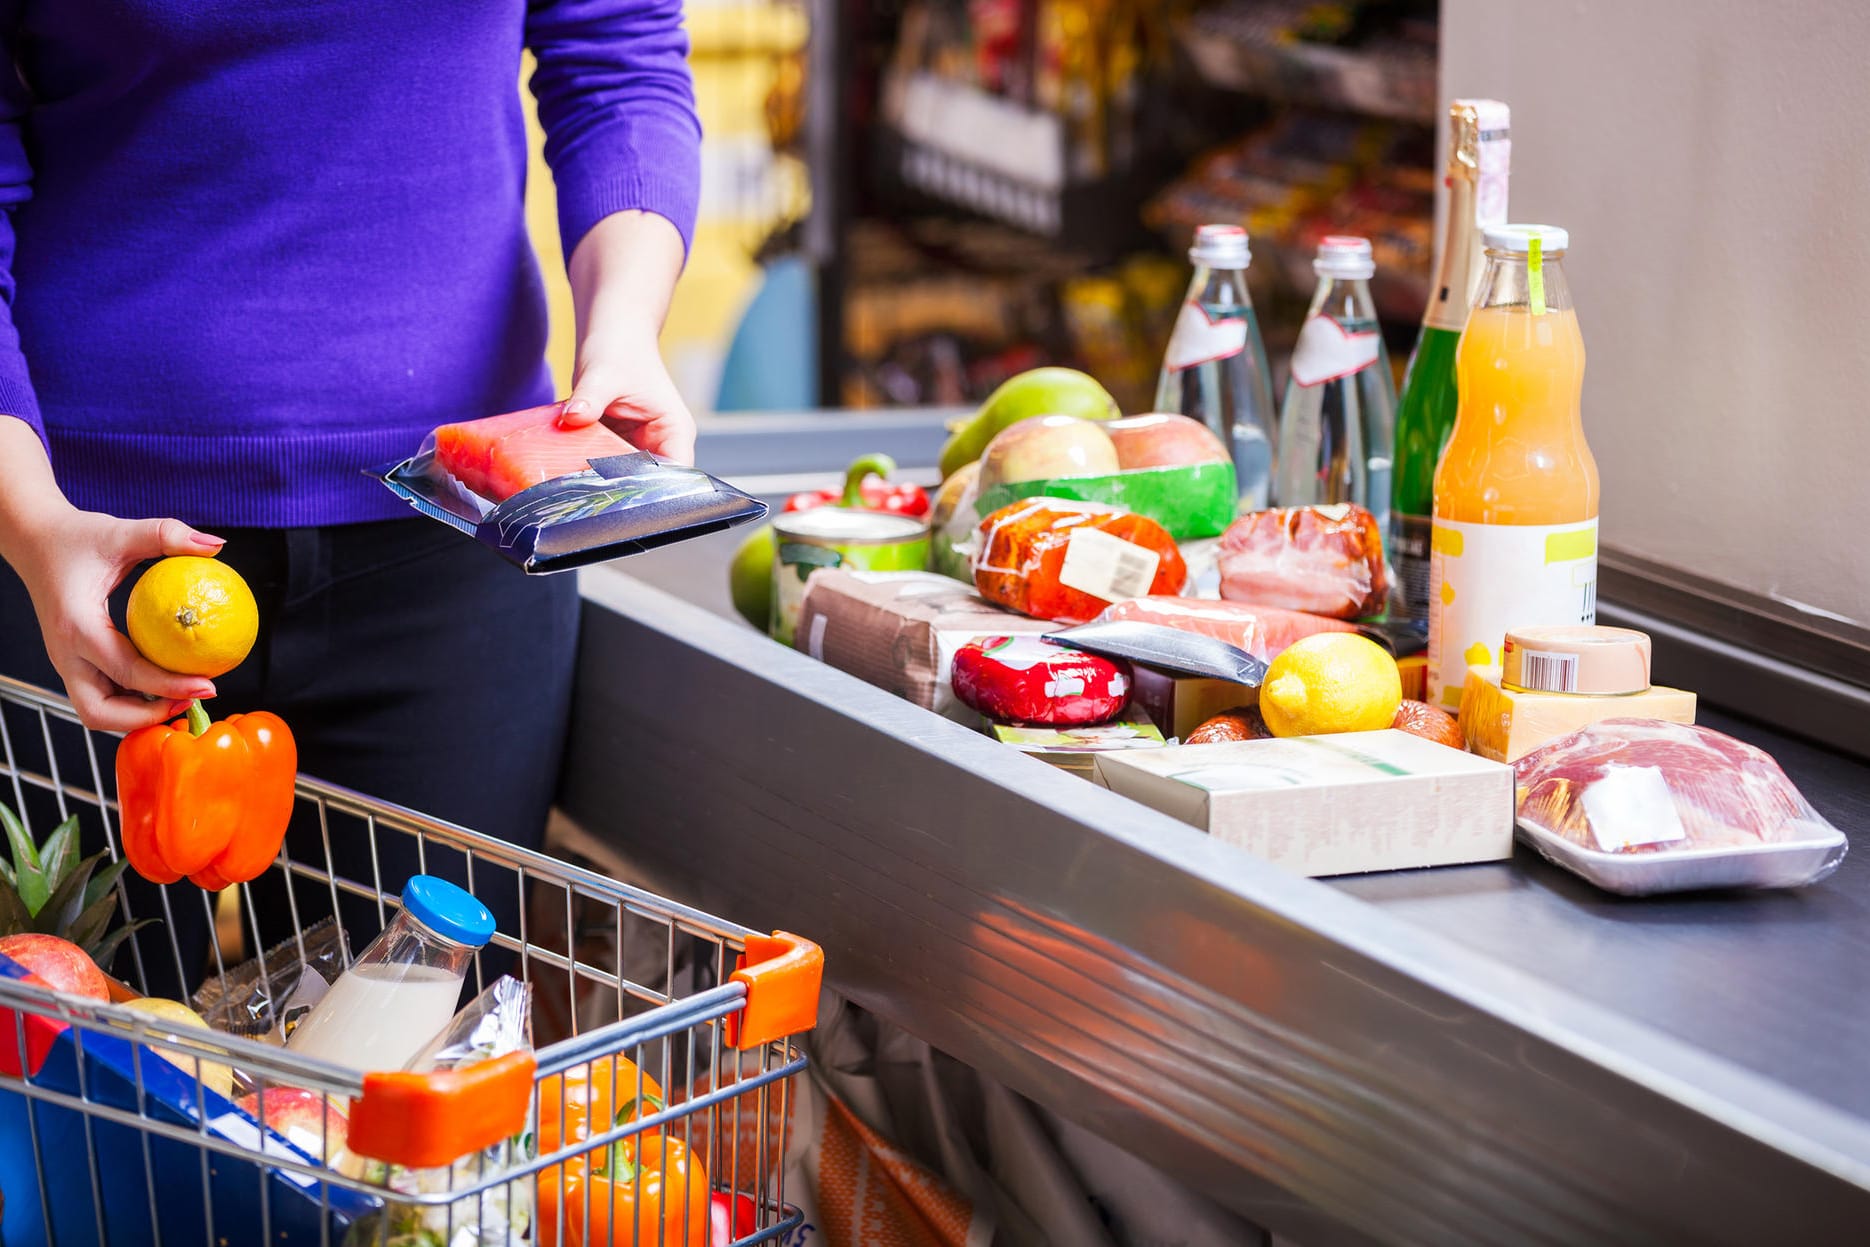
[951, 635, 1131, 726]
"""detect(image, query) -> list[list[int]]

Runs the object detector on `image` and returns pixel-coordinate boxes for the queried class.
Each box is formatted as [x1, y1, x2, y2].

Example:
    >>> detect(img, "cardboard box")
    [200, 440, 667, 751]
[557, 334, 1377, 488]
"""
[795, 569, 1052, 720]
[1095, 729, 1515, 876]
[989, 715, 1166, 777]
[1126, 667, 1255, 740]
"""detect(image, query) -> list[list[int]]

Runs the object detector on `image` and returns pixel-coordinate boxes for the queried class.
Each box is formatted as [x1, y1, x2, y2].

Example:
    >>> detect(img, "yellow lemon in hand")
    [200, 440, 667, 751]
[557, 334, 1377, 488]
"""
[126, 556, 258, 678]
[1259, 633, 1402, 738]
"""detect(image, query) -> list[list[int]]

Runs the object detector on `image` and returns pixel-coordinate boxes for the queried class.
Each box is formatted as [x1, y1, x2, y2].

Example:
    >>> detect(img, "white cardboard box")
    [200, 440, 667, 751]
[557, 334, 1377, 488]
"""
[1095, 729, 1516, 877]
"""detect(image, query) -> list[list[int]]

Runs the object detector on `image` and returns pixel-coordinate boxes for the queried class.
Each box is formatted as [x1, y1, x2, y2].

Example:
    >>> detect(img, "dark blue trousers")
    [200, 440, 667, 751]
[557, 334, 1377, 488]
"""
[0, 518, 580, 1000]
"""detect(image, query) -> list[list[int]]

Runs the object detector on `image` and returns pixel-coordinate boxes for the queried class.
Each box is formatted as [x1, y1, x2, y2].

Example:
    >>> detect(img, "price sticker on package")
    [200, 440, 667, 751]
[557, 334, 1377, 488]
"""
[1580, 766, 1688, 852]
[1058, 527, 1160, 603]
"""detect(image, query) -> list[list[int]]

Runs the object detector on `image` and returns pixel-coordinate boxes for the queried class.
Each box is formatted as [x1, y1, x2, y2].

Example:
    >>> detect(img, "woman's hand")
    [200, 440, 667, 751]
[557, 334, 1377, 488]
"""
[559, 328, 697, 466]
[0, 417, 219, 731]
[14, 508, 224, 732]
[559, 209, 697, 465]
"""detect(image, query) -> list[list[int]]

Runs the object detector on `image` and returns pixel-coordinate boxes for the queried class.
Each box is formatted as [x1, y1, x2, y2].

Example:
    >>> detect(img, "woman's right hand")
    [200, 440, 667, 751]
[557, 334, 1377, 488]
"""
[9, 505, 226, 732]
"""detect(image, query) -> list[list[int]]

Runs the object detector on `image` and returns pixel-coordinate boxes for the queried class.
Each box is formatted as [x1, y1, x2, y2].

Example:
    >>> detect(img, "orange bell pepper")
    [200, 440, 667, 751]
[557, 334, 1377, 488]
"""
[537, 1132, 710, 1247]
[116, 700, 296, 889]
[539, 1056, 664, 1163]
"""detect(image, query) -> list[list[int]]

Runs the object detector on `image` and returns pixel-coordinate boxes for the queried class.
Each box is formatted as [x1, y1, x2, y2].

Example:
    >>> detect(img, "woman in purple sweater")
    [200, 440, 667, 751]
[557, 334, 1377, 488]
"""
[0, 3, 701, 990]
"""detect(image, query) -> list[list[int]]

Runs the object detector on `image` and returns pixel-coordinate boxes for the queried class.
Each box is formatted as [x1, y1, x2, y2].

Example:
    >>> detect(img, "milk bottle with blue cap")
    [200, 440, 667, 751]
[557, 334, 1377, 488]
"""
[285, 875, 494, 1071]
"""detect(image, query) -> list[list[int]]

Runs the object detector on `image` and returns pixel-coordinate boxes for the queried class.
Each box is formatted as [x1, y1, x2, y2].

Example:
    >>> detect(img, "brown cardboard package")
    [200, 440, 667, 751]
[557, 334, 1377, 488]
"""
[1096, 729, 1514, 876]
[795, 569, 1052, 720]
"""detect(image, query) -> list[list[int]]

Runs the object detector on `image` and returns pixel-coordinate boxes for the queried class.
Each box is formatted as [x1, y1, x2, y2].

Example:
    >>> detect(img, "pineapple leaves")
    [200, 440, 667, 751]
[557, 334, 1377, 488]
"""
[87, 919, 155, 975]
[0, 873, 31, 935]
[1, 801, 37, 870]
[1, 802, 50, 916]
[40, 815, 81, 894]
[84, 855, 132, 913]
[34, 849, 102, 940]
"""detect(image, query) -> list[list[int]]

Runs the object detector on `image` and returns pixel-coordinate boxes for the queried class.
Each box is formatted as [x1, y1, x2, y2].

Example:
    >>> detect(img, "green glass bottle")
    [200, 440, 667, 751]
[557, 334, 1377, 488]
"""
[1390, 99, 1511, 627]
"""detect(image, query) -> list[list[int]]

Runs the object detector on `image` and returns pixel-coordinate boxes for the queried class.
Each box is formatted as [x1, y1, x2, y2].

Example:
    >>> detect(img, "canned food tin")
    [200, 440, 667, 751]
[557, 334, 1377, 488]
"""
[771, 508, 929, 645]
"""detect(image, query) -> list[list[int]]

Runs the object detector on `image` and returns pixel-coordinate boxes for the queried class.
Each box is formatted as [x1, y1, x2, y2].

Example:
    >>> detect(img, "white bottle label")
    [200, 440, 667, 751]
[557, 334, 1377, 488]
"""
[1426, 517, 1598, 710]
[1058, 527, 1161, 603]
[1164, 300, 1247, 372]
[1289, 314, 1381, 387]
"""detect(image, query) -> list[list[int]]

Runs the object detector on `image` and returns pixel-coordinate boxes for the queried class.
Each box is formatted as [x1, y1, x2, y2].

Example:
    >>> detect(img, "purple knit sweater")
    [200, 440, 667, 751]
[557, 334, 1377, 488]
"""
[0, 1, 700, 527]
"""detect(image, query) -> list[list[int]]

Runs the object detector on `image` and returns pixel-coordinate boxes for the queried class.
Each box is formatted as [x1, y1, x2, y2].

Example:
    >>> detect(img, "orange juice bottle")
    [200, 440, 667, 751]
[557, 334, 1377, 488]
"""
[1427, 225, 1600, 710]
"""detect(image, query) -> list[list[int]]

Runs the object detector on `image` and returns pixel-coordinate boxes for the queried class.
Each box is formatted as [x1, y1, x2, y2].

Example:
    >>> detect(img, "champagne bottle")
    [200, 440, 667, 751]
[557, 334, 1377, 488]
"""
[1390, 99, 1511, 630]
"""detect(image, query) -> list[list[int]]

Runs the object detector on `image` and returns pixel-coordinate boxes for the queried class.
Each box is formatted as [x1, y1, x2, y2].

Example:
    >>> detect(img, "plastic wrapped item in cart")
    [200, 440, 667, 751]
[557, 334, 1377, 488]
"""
[1218, 503, 1390, 619]
[1514, 718, 1848, 896]
[971, 498, 1187, 624]
[336, 976, 536, 1246]
[951, 635, 1131, 726]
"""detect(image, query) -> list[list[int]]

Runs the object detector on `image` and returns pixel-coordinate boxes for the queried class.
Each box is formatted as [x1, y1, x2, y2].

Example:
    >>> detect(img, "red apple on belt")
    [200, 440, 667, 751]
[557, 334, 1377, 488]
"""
[1106, 413, 1230, 470]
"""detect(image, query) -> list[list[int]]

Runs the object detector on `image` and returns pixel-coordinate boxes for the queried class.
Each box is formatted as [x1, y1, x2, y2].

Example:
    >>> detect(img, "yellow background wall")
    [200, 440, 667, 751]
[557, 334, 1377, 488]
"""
[518, 7, 810, 410]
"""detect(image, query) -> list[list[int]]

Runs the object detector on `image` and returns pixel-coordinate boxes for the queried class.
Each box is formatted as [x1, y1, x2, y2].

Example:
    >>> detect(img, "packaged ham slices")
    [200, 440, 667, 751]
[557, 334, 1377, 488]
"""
[972, 499, 1187, 624]
[951, 636, 1131, 726]
[1513, 718, 1848, 895]
[1089, 597, 1357, 660]
[376, 402, 766, 573]
[1218, 503, 1389, 619]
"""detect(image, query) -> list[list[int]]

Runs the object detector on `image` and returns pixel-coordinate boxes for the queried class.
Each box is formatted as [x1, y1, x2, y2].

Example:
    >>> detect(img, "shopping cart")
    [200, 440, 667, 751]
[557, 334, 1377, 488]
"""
[0, 674, 821, 1246]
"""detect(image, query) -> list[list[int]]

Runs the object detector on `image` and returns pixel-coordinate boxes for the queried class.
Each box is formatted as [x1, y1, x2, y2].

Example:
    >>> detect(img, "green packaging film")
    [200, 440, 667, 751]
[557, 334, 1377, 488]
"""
[976, 461, 1238, 541]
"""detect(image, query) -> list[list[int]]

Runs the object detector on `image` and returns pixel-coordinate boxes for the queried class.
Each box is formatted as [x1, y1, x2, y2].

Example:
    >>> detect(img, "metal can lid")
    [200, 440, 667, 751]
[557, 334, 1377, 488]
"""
[1501, 625, 1652, 695]
[773, 506, 927, 543]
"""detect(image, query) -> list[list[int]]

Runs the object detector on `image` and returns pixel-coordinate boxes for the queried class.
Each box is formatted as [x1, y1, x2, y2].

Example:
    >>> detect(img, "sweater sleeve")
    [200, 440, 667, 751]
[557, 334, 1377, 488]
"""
[0, 28, 41, 441]
[525, 0, 703, 262]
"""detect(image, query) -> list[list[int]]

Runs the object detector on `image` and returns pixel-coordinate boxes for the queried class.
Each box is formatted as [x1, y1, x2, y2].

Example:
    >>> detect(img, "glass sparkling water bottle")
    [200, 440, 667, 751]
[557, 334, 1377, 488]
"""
[1154, 224, 1278, 510]
[1273, 235, 1396, 533]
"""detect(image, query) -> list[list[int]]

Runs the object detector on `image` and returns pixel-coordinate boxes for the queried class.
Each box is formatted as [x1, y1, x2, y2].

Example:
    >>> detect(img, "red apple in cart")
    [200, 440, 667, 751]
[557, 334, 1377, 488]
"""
[0, 933, 110, 1001]
[1105, 413, 1230, 470]
[238, 1087, 349, 1161]
[711, 1192, 758, 1245]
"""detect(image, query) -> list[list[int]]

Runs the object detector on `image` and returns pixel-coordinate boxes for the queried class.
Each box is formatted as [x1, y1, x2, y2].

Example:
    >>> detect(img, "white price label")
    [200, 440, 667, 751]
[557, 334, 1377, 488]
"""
[1580, 766, 1688, 852]
[1058, 528, 1160, 604]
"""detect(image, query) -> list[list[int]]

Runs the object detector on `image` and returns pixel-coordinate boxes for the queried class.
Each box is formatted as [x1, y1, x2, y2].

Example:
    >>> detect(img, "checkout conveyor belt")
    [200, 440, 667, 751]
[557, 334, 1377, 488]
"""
[556, 412, 1870, 1247]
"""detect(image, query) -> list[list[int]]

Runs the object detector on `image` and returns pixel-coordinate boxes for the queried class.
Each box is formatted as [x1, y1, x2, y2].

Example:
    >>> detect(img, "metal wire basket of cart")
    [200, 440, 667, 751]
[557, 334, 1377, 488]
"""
[0, 674, 821, 1246]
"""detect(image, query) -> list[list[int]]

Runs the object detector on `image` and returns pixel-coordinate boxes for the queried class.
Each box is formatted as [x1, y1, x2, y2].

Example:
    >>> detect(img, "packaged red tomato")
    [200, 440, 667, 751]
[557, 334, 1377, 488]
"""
[972, 498, 1187, 624]
[951, 636, 1131, 726]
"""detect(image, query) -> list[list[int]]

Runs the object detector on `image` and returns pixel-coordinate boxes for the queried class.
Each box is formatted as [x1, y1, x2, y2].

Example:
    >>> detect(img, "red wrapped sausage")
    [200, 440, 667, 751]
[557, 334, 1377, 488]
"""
[951, 636, 1131, 726]
[972, 498, 1187, 624]
[1218, 503, 1390, 619]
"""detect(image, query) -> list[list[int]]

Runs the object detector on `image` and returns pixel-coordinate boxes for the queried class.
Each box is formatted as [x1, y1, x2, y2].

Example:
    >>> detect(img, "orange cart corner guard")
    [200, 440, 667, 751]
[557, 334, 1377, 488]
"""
[726, 931, 824, 1051]
[346, 1049, 537, 1168]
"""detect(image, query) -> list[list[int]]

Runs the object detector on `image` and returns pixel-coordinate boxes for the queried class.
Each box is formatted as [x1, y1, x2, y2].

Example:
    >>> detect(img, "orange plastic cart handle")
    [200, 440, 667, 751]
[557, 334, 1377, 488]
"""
[726, 931, 823, 1050]
[346, 1049, 537, 1168]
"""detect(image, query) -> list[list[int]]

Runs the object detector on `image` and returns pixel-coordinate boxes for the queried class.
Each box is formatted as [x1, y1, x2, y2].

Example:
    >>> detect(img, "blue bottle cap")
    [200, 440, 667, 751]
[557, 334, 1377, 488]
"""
[401, 875, 495, 949]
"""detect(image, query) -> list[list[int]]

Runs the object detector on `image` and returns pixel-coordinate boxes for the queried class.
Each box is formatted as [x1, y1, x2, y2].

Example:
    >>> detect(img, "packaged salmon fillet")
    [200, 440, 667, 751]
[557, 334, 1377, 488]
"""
[376, 402, 765, 573]
[971, 498, 1187, 624]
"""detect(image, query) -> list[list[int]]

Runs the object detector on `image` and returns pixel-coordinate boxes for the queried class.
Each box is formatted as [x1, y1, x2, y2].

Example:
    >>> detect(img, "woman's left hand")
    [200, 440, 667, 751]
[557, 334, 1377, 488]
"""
[560, 210, 696, 466]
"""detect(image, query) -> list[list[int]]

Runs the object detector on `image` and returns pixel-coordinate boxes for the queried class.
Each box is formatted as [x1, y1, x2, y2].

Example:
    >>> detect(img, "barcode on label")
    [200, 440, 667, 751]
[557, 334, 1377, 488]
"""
[1520, 649, 1578, 693]
[1058, 527, 1161, 603]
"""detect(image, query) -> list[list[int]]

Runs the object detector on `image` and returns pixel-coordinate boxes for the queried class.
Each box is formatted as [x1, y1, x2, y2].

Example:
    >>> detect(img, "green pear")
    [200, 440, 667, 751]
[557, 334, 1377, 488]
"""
[937, 368, 1119, 480]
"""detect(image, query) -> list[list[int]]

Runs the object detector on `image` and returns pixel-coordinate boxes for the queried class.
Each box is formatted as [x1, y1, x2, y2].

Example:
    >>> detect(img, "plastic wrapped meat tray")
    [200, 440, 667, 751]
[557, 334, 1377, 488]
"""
[375, 403, 766, 573]
[1513, 718, 1848, 895]
[1218, 503, 1390, 619]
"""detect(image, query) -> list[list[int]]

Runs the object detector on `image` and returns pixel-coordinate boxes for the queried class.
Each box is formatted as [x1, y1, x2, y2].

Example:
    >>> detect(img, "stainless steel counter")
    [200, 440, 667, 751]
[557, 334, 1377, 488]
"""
[557, 411, 1870, 1246]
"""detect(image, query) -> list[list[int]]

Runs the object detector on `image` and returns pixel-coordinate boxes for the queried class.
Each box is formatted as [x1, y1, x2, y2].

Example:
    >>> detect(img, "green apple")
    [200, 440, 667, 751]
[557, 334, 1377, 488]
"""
[728, 523, 777, 630]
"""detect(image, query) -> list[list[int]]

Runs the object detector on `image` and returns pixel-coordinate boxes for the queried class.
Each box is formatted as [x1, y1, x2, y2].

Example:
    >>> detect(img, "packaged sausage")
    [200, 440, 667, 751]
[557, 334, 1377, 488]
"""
[1091, 596, 1357, 659]
[951, 635, 1131, 726]
[1218, 503, 1390, 619]
[1514, 718, 1848, 895]
[1186, 707, 1272, 744]
[972, 498, 1187, 624]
